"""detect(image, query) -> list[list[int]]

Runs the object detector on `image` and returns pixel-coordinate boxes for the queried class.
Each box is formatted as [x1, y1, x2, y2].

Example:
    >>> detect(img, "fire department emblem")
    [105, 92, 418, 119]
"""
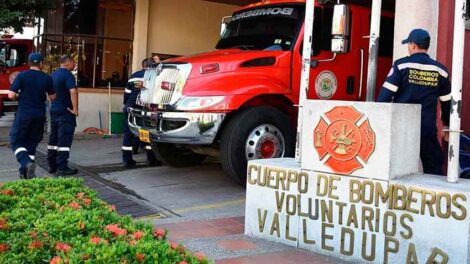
[315, 71, 337, 99]
[9, 71, 20, 84]
[314, 106, 376, 175]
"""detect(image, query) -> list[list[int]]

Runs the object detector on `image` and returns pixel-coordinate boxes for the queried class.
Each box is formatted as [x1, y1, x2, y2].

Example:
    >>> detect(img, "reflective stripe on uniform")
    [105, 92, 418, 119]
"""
[14, 147, 27, 155]
[128, 77, 144, 83]
[47, 145, 58, 150]
[58, 147, 70, 152]
[122, 146, 133, 151]
[440, 94, 452, 102]
[125, 88, 132, 94]
[145, 145, 152, 150]
[29, 155, 35, 160]
[383, 82, 399, 92]
[397, 62, 449, 78]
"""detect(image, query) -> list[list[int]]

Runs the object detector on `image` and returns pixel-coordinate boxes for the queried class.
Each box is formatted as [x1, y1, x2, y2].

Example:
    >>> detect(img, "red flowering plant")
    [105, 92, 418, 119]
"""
[0, 178, 211, 263]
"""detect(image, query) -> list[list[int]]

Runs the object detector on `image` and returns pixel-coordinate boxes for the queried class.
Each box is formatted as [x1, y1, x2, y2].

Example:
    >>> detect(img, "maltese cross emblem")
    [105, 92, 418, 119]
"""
[314, 106, 376, 175]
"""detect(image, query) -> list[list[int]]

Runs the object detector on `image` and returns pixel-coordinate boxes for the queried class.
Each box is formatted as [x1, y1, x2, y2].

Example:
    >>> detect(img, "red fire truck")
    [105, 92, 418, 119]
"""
[129, 0, 394, 183]
[0, 36, 33, 124]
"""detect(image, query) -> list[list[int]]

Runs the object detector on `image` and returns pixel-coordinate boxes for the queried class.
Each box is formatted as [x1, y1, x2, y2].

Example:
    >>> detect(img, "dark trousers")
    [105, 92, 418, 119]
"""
[47, 113, 76, 170]
[122, 107, 155, 163]
[420, 136, 444, 175]
[10, 115, 45, 173]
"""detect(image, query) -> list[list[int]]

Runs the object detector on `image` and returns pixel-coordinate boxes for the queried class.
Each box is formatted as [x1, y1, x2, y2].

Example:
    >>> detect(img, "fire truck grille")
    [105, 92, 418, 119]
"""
[157, 68, 179, 105]
[134, 115, 157, 129]
[138, 63, 192, 107]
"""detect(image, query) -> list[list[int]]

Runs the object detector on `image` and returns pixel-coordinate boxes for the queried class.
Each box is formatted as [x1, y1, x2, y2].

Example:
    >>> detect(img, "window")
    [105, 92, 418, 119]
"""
[6, 50, 18, 67]
[40, 0, 135, 87]
[216, 5, 304, 51]
[312, 7, 334, 55]
[64, 0, 98, 34]
[0, 45, 28, 68]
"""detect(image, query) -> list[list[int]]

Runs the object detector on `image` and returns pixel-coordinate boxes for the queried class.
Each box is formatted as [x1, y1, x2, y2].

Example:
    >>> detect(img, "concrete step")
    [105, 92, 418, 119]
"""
[0, 121, 13, 128]
[0, 114, 14, 128]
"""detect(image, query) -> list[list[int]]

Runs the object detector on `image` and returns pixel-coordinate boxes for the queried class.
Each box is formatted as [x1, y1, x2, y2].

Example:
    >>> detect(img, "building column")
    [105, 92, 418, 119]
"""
[393, 0, 440, 60]
[132, 0, 150, 73]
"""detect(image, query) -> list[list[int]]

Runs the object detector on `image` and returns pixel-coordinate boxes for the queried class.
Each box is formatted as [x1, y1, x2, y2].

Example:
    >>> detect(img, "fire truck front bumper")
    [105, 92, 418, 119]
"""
[128, 108, 226, 145]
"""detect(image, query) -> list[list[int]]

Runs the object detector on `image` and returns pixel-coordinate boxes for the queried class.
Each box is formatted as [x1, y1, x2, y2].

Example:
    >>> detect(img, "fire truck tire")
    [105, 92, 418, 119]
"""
[220, 106, 295, 185]
[151, 142, 207, 167]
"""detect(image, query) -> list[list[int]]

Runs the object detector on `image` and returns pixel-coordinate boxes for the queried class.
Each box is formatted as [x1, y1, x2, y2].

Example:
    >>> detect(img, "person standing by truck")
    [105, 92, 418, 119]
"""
[377, 29, 451, 175]
[8, 53, 56, 179]
[47, 54, 79, 175]
[122, 58, 160, 168]
[152, 55, 161, 64]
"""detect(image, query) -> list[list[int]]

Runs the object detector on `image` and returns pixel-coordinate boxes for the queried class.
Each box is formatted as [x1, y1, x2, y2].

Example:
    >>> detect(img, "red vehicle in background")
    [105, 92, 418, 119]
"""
[0, 36, 33, 124]
[129, 0, 395, 184]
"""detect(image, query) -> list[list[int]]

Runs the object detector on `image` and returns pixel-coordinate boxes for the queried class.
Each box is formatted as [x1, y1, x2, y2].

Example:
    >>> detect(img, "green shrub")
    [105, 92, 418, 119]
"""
[0, 178, 210, 264]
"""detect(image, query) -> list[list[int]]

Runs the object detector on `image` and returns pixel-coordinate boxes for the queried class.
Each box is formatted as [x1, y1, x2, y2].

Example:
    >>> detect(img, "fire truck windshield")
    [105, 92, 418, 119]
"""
[0, 44, 28, 68]
[216, 5, 303, 51]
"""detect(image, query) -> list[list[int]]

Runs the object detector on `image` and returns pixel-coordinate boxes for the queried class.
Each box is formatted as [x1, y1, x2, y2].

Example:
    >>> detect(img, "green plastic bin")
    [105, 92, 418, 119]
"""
[110, 112, 124, 134]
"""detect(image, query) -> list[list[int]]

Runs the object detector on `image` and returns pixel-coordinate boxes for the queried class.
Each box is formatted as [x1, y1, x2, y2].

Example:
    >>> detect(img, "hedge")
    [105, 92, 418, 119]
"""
[0, 178, 211, 264]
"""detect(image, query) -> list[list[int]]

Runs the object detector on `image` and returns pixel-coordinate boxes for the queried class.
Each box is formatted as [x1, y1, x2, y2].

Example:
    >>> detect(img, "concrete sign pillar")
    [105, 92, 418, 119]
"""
[393, 0, 439, 60]
[245, 101, 470, 263]
[300, 101, 421, 180]
[132, 0, 150, 73]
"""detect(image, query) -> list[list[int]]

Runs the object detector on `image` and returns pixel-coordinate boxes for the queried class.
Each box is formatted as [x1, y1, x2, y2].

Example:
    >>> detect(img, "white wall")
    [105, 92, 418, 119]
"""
[76, 91, 124, 133]
[393, 0, 439, 60]
[12, 27, 35, 39]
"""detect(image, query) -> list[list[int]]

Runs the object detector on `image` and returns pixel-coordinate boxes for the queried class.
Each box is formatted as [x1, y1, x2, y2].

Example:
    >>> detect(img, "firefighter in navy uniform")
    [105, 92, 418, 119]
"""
[47, 55, 79, 175]
[377, 29, 451, 175]
[122, 58, 161, 168]
[8, 53, 56, 179]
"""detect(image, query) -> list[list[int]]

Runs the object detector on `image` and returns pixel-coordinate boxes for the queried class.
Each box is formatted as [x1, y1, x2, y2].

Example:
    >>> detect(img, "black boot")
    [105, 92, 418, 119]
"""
[123, 160, 137, 169]
[57, 167, 78, 176]
[146, 149, 161, 167]
[25, 162, 36, 179]
[147, 159, 162, 167]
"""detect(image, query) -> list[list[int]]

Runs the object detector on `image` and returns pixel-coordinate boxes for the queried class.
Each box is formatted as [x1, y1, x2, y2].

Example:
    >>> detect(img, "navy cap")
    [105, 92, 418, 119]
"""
[402, 29, 431, 45]
[28, 53, 43, 63]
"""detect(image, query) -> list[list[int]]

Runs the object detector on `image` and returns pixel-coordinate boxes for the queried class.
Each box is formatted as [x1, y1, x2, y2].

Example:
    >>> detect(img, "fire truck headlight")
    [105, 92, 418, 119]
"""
[9, 71, 20, 84]
[175, 96, 226, 111]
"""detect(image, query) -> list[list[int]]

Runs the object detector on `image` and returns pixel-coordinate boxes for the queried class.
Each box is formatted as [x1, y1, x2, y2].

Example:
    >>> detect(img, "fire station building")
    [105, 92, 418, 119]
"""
[36, 0, 469, 134]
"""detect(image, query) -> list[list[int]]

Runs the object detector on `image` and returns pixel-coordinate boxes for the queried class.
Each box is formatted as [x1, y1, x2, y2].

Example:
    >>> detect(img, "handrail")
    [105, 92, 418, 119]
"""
[358, 48, 364, 100]
[33, 33, 133, 42]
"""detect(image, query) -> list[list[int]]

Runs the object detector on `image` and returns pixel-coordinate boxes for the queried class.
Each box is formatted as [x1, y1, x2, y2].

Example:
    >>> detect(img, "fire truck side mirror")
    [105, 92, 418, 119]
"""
[331, 4, 351, 53]
[220, 16, 232, 36]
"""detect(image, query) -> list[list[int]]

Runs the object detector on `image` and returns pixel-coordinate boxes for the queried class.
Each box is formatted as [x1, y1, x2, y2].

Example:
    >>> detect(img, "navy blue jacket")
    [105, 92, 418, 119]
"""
[124, 70, 145, 107]
[377, 53, 451, 137]
[51, 68, 76, 115]
[10, 70, 55, 118]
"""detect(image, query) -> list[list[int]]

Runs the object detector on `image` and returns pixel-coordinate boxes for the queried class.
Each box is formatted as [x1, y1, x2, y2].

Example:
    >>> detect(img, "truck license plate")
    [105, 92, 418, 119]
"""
[138, 129, 150, 143]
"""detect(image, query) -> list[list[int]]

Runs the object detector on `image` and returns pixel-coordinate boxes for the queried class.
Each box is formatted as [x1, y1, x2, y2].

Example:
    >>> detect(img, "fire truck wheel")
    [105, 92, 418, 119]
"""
[220, 106, 295, 185]
[151, 142, 207, 167]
